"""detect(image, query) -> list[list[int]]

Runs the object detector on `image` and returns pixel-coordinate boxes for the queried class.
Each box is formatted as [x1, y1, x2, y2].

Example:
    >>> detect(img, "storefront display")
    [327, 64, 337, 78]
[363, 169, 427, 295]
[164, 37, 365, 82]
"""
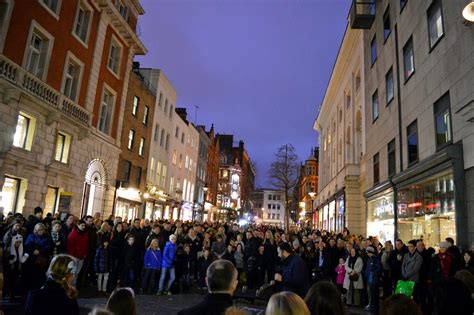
[367, 190, 395, 243]
[322, 204, 328, 230]
[115, 199, 139, 221]
[328, 200, 336, 231]
[336, 195, 345, 232]
[397, 170, 456, 248]
[2, 176, 19, 213]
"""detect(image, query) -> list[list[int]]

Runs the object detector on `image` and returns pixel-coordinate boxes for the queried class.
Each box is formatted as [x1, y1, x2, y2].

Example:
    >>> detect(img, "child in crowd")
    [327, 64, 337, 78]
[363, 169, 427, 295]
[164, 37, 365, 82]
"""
[7, 234, 29, 301]
[95, 224, 111, 294]
[142, 238, 161, 294]
[335, 257, 346, 296]
[198, 248, 214, 289]
[120, 234, 140, 289]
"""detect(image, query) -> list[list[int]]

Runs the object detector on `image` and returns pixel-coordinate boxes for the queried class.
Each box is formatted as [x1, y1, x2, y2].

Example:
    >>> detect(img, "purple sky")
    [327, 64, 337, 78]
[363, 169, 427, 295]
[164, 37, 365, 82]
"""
[135, 0, 350, 187]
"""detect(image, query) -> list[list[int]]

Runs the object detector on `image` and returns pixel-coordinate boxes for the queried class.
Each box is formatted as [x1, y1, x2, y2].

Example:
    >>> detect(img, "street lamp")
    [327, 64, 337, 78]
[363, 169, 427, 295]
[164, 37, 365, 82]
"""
[463, 1, 474, 22]
[308, 192, 316, 227]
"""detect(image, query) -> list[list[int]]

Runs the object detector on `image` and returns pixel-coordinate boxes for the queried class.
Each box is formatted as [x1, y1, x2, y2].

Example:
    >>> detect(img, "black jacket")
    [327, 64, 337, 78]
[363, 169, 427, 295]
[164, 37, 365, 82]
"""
[177, 293, 233, 315]
[25, 278, 79, 315]
[278, 254, 310, 298]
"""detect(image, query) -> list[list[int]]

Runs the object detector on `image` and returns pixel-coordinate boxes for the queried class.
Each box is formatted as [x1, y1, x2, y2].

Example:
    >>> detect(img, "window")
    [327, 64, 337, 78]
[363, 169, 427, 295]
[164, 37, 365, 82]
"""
[164, 99, 168, 114]
[175, 126, 179, 138]
[161, 165, 167, 188]
[139, 137, 145, 156]
[45, 186, 59, 214]
[154, 124, 159, 142]
[132, 96, 138, 116]
[268, 203, 271, 209]
[383, 6, 391, 41]
[434, 91, 452, 149]
[73, 2, 92, 44]
[179, 154, 183, 168]
[371, 35, 377, 65]
[124, 161, 131, 182]
[400, 0, 407, 12]
[185, 155, 189, 169]
[277, 214, 280, 220]
[159, 129, 165, 147]
[346, 93, 351, 108]
[41, 0, 60, 15]
[156, 161, 162, 185]
[172, 150, 177, 165]
[143, 106, 149, 125]
[271, 213, 275, 220]
[13, 113, 32, 150]
[25, 27, 52, 79]
[62, 56, 82, 101]
[427, 0, 444, 49]
[403, 37, 415, 81]
[165, 134, 170, 150]
[150, 157, 155, 172]
[373, 153, 380, 185]
[54, 132, 71, 163]
[407, 120, 418, 165]
[127, 130, 134, 149]
[115, 0, 128, 20]
[136, 167, 142, 186]
[169, 177, 174, 195]
[372, 90, 379, 122]
[2, 177, 21, 213]
[267, 213, 271, 219]
[98, 88, 115, 134]
[181, 132, 185, 144]
[107, 37, 121, 75]
[158, 93, 163, 106]
[387, 139, 396, 177]
[385, 67, 394, 104]
[355, 73, 361, 92]
[169, 105, 173, 119]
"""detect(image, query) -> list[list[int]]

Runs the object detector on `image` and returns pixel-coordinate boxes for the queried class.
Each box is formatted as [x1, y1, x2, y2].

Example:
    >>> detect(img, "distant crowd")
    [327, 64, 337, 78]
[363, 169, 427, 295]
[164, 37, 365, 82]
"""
[1, 207, 474, 315]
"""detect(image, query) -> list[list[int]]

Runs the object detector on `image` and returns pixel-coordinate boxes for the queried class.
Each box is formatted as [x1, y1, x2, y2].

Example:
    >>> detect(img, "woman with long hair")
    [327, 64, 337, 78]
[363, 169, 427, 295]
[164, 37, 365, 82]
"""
[108, 222, 126, 291]
[263, 230, 278, 283]
[25, 254, 79, 315]
[106, 287, 137, 315]
[266, 291, 310, 315]
[304, 281, 347, 315]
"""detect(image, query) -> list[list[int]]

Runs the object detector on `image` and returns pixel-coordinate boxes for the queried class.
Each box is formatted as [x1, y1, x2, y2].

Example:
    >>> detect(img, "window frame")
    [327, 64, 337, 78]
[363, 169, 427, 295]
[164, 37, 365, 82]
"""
[372, 90, 379, 123]
[13, 112, 34, 150]
[72, 0, 93, 47]
[38, 0, 61, 19]
[370, 34, 377, 66]
[403, 36, 415, 83]
[139, 137, 145, 156]
[406, 120, 419, 166]
[427, 0, 444, 52]
[107, 35, 123, 78]
[3, 176, 21, 214]
[385, 67, 394, 105]
[373, 152, 380, 185]
[54, 131, 71, 164]
[433, 91, 452, 151]
[61, 51, 84, 102]
[23, 20, 54, 81]
[143, 106, 149, 125]
[136, 166, 142, 186]
[383, 5, 391, 43]
[127, 129, 135, 150]
[123, 160, 131, 182]
[400, 0, 408, 13]
[387, 138, 396, 177]
[97, 85, 117, 135]
[132, 96, 139, 116]
[154, 124, 159, 142]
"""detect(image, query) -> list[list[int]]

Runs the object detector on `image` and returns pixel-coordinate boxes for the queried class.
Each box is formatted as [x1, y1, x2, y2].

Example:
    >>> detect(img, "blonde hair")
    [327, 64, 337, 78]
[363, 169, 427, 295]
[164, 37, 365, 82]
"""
[34, 223, 46, 234]
[224, 306, 250, 315]
[47, 254, 78, 299]
[266, 291, 310, 315]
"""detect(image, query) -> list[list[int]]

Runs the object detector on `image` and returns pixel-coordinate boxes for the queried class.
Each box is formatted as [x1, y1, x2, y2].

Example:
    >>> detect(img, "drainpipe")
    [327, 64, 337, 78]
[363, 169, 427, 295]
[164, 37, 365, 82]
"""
[394, 24, 404, 173]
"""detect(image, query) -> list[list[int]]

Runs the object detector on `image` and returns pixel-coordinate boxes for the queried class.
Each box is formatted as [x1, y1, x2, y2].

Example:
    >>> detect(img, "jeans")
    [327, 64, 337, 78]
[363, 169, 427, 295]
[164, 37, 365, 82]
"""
[73, 259, 84, 287]
[159, 267, 175, 292]
[142, 269, 158, 293]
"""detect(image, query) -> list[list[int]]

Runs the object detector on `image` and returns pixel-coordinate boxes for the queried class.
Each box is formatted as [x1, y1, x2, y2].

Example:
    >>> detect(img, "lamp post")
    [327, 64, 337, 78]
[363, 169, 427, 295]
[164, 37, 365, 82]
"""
[201, 186, 209, 222]
[308, 192, 316, 227]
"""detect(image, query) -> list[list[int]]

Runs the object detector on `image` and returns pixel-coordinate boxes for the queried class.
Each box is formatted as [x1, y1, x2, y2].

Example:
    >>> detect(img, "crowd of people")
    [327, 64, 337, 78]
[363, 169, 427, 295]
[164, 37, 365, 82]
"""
[1, 207, 474, 315]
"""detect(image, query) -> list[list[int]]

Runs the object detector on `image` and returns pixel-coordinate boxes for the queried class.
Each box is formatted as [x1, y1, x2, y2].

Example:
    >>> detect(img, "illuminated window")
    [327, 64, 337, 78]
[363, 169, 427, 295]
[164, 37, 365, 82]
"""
[132, 96, 139, 116]
[143, 106, 149, 125]
[127, 130, 135, 150]
[403, 37, 415, 81]
[139, 137, 145, 156]
[434, 92, 452, 149]
[54, 132, 71, 163]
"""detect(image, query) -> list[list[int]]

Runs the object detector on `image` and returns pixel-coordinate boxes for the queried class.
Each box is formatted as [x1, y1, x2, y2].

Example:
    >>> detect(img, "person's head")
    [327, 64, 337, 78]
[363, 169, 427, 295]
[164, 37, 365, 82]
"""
[47, 254, 78, 298]
[416, 240, 425, 252]
[85, 215, 94, 226]
[164, 222, 171, 231]
[12, 234, 23, 248]
[217, 234, 223, 242]
[100, 222, 109, 232]
[304, 281, 346, 315]
[350, 247, 357, 257]
[439, 241, 449, 254]
[339, 257, 345, 265]
[246, 231, 252, 239]
[34, 207, 43, 219]
[380, 294, 421, 315]
[169, 234, 177, 244]
[463, 251, 472, 263]
[367, 246, 376, 257]
[236, 243, 243, 253]
[66, 214, 75, 226]
[184, 244, 191, 253]
[115, 222, 123, 232]
[432, 278, 472, 315]
[224, 306, 250, 315]
[455, 270, 474, 295]
[266, 291, 310, 315]
[292, 239, 300, 250]
[408, 240, 417, 254]
[206, 260, 238, 294]
[278, 242, 293, 259]
[133, 218, 140, 229]
[34, 223, 47, 236]
[329, 238, 336, 247]
[126, 234, 134, 245]
[258, 244, 264, 254]
[88, 307, 113, 315]
[149, 238, 159, 250]
[203, 247, 210, 258]
[152, 223, 161, 234]
[360, 239, 368, 249]
[12, 219, 22, 231]
[395, 239, 403, 250]
[106, 287, 136, 315]
[52, 220, 62, 233]
[337, 239, 345, 249]
[445, 237, 455, 247]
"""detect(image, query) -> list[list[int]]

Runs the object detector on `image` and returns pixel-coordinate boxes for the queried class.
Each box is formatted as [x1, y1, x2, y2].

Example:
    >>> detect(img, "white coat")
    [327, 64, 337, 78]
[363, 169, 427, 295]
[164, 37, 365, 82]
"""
[343, 256, 364, 290]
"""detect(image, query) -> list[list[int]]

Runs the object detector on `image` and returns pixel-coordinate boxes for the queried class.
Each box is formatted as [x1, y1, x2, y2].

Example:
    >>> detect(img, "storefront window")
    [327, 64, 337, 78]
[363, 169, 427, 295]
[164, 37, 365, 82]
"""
[322, 204, 328, 230]
[115, 199, 139, 222]
[154, 204, 163, 219]
[336, 196, 345, 233]
[329, 200, 336, 231]
[45, 186, 59, 214]
[397, 170, 455, 248]
[144, 201, 153, 220]
[2, 177, 20, 213]
[367, 190, 395, 243]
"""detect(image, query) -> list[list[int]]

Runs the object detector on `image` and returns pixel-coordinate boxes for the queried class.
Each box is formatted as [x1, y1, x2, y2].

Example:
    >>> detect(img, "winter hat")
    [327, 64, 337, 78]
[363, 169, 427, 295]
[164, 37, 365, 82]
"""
[12, 234, 23, 243]
[366, 246, 376, 254]
[439, 241, 449, 249]
[293, 239, 300, 248]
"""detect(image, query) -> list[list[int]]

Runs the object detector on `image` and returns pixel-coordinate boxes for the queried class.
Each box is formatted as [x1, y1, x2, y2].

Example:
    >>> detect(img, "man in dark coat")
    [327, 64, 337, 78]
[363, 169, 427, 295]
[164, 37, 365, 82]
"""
[389, 239, 408, 291]
[178, 260, 237, 315]
[274, 242, 309, 298]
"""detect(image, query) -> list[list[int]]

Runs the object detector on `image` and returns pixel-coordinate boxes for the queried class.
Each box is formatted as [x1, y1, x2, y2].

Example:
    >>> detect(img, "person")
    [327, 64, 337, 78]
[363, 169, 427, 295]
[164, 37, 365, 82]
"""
[335, 257, 346, 294]
[25, 254, 79, 315]
[233, 243, 244, 280]
[343, 247, 364, 306]
[158, 234, 177, 295]
[314, 241, 331, 282]
[224, 306, 250, 315]
[178, 260, 238, 315]
[401, 239, 422, 284]
[432, 278, 472, 315]
[120, 233, 140, 289]
[178, 244, 193, 292]
[380, 294, 421, 315]
[461, 251, 474, 274]
[95, 223, 111, 295]
[2, 219, 25, 250]
[445, 237, 461, 270]
[5, 234, 28, 301]
[415, 239, 430, 314]
[109, 222, 126, 290]
[212, 234, 227, 259]
[365, 245, 382, 313]
[430, 241, 456, 284]
[24, 207, 43, 235]
[51, 220, 66, 257]
[106, 287, 137, 315]
[24, 222, 52, 289]
[274, 242, 309, 298]
[263, 230, 278, 283]
[198, 248, 214, 288]
[380, 241, 393, 299]
[266, 291, 310, 315]
[389, 239, 407, 292]
[67, 220, 89, 287]
[454, 270, 474, 297]
[304, 281, 347, 315]
[142, 238, 161, 294]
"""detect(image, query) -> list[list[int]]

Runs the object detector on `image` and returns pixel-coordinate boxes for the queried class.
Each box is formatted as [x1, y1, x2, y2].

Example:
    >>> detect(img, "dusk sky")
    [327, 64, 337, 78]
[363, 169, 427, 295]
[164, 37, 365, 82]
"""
[136, 0, 351, 187]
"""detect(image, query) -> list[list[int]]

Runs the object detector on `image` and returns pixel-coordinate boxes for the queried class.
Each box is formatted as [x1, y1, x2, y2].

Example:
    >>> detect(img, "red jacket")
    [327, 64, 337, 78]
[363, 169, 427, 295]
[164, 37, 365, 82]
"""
[67, 227, 89, 259]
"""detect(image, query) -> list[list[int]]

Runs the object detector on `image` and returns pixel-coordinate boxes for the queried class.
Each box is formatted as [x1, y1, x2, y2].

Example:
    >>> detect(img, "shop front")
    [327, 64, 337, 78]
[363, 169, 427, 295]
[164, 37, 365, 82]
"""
[316, 191, 346, 232]
[367, 189, 395, 243]
[114, 187, 142, 221]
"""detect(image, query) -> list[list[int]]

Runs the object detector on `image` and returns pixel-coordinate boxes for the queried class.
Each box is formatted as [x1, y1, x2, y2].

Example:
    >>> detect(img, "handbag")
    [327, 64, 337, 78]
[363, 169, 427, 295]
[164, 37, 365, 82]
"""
[349, 273, 359, 281]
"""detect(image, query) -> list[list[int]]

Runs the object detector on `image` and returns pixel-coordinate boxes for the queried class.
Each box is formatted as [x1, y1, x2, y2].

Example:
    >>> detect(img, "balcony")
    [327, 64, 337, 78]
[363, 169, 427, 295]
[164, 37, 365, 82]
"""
[349, 0, 376, 29]
[0, 54, 91, 127]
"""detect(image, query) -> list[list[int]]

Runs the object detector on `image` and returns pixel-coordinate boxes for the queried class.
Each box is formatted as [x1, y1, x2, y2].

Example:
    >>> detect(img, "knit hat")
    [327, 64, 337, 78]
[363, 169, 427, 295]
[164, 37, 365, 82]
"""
[439, 241, 449, 248]
[292, 239, 300, 248]
[366, 246, 376, 254]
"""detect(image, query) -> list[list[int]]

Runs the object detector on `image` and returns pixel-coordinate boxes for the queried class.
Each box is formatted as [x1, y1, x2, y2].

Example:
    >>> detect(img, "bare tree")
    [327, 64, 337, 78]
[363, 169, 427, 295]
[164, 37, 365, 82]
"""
[268, 144, 300, 232]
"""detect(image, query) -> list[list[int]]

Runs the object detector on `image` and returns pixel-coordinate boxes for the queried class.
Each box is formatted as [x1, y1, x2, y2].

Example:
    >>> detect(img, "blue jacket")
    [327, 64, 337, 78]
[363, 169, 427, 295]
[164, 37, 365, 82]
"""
[25, 233, 52, 257]
[144, 248, 162, 270]
[162, 241, 177, 268]
[280, 254, 309, 298]
[365, 255, 383, 285]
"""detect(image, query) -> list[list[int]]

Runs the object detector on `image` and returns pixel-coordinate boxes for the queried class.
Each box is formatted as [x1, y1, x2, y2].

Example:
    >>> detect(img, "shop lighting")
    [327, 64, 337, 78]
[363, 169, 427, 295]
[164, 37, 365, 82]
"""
[463, 1, 474, 22]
